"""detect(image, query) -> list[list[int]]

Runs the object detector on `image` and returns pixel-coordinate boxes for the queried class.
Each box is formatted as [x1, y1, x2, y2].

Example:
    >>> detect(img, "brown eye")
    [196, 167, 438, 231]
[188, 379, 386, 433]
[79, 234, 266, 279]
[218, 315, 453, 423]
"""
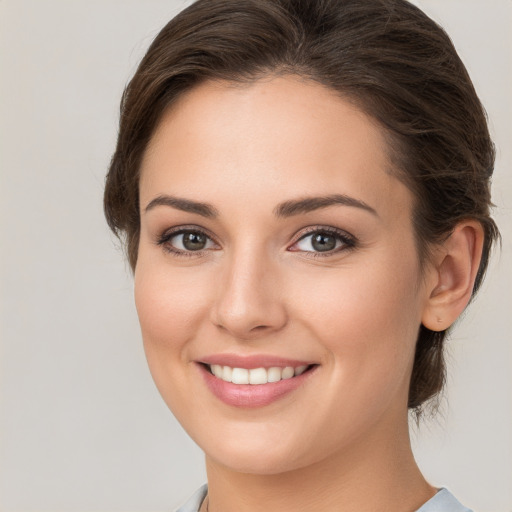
[290, 228, 356, 256]
[158, 229, 217, 254]
[295, 231, 342, 253]
[310, 233, 337, 252]
[180, 231, 208, 251]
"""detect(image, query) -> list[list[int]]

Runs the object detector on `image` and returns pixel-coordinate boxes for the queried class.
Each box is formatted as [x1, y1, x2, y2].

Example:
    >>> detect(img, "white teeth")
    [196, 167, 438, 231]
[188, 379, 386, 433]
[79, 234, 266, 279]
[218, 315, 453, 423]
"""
[294, 365, 308, 376]
[222, 366, 233, 382]
[249, 367, 267, 385]
[231, 367, 249, 384]
[267, 367, 282, 383]
[282, 366, 294, 379]
[209, 364, 310, 384]
[211, 364, 223, 378]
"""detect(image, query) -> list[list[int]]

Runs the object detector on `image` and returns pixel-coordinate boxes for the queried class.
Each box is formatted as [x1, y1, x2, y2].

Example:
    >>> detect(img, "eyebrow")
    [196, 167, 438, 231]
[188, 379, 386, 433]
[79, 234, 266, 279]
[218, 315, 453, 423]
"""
[144, 193, 377, 218]
[145, 195, 219, 217]
[273, 194, 378, 218]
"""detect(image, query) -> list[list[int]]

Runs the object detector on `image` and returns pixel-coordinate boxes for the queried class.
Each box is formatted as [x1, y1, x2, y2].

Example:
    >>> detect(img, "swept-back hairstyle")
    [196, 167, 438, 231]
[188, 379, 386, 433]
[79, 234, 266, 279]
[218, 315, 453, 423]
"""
[104, 0, 499, 415]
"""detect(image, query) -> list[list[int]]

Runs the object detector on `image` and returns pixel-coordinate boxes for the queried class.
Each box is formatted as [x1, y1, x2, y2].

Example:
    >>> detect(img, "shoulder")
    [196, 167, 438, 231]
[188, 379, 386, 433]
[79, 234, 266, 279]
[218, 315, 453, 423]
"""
[416, 488, 473, 512]
[174, 484, 208, 512]
[174, 485, 472, 512]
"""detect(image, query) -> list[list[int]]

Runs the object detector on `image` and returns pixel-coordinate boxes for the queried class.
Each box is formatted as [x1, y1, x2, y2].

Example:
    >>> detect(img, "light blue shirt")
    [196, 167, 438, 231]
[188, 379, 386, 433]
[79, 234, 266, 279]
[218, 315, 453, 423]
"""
[175, 484, 472, 511]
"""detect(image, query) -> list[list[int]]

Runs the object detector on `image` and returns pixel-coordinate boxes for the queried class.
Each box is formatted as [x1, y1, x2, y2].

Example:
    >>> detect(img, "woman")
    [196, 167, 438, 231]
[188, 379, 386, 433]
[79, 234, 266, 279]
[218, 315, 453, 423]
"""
[104, 0, 499, 510]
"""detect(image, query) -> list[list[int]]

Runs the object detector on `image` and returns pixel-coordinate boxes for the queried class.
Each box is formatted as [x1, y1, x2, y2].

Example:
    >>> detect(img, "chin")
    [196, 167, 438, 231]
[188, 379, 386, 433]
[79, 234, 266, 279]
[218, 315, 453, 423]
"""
[197, 424, 329, 476]
[205, 444, 308, 475]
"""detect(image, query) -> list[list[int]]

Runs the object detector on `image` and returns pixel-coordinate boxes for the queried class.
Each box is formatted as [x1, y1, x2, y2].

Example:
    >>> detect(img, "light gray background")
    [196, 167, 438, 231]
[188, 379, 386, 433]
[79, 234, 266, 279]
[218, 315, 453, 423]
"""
[0, 1, 510, 511]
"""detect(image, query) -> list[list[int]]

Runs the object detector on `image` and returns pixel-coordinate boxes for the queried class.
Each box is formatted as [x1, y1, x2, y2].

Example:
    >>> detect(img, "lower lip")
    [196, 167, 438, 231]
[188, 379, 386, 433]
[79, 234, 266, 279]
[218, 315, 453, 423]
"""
[198, 364, 317, 408]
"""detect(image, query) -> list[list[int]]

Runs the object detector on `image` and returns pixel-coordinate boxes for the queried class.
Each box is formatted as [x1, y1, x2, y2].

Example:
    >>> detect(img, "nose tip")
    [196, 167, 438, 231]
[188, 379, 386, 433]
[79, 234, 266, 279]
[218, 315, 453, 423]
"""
[213, 303, 287, 340]
[210, 260, 288, 340]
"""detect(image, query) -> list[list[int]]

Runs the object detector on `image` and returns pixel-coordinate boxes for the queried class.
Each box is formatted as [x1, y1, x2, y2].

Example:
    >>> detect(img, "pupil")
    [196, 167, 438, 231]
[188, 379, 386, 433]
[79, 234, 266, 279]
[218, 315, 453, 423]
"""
[312, 233, 336, 252]
[183, 232, 207, 250]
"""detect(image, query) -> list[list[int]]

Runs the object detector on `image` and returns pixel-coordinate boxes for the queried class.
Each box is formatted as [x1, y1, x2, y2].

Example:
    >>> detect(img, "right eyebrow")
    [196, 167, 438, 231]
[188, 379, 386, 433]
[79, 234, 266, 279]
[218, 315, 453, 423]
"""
[273, 194, 378, 218]
[144, 195, 219, 218]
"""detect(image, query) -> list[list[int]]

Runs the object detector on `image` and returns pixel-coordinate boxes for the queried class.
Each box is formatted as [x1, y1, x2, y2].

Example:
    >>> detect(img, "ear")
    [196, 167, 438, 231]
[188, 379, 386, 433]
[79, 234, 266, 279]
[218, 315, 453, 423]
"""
[422, 221, 485, 332]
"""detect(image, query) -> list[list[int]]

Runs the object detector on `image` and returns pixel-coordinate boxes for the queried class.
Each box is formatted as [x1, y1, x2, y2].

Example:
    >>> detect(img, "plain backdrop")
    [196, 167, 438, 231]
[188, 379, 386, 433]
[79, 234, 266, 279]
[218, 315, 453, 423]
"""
[0, 1, 511, 511]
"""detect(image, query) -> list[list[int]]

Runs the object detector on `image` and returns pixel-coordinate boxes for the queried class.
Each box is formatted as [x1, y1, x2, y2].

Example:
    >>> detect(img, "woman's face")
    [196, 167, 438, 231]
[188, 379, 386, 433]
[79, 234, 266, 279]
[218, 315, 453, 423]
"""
[136, 76, 434, 474]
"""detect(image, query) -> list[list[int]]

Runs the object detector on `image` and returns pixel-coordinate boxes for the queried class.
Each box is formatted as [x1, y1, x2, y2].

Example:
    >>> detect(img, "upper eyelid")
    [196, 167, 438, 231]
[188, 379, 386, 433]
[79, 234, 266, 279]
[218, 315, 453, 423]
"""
[159, 225, 218, 242]
[156, 224, 356, 251]
[156, 227, 219, 257]
[292, 225, 355, 243]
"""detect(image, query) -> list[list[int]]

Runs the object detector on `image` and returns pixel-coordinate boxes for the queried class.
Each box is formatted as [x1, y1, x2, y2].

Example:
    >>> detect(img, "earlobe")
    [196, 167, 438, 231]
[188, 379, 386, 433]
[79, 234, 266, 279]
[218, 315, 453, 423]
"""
[422, 221, 484, 332]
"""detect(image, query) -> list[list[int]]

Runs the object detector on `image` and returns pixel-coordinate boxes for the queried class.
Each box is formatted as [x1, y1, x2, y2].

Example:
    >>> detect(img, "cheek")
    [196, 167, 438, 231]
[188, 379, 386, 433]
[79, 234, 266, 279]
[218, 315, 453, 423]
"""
[134, 259, 213, 368]
[291, 253, 423, 389]
[133, 258, 220, 423]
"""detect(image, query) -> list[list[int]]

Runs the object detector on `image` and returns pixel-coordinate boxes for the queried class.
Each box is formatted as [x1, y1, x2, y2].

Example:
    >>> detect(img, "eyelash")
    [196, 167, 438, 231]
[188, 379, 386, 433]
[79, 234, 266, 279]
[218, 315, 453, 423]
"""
[156, 225, 357, 258]
[156, 225, 218, 258]
[290, 226, 357, 258]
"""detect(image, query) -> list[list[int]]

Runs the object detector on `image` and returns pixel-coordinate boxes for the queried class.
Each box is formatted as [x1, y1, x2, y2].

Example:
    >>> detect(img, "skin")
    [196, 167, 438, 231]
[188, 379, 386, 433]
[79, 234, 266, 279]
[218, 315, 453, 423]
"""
[135, 76, 483, 512]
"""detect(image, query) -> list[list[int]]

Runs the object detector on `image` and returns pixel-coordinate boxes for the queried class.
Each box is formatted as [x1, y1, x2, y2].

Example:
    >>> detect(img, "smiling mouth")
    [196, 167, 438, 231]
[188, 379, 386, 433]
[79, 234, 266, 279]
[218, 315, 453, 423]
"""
[205, 363, 315, 385]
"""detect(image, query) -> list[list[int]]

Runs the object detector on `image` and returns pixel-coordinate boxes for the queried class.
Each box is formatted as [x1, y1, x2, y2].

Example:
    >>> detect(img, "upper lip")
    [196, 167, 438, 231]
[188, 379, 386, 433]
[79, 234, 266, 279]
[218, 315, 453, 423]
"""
[198, 353, 316, 369]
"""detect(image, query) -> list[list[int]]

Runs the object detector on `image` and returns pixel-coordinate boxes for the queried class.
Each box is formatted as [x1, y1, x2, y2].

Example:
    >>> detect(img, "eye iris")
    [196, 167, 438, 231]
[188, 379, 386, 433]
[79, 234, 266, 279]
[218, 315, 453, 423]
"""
[182, 232, 207, 250]
[312, 233, 336, 252]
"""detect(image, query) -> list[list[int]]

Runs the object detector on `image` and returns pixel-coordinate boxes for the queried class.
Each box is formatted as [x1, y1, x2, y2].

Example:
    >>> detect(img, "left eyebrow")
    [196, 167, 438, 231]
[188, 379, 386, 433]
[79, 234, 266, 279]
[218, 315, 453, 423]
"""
[144, 195, 219, 218]
[273, 194, 378, 218]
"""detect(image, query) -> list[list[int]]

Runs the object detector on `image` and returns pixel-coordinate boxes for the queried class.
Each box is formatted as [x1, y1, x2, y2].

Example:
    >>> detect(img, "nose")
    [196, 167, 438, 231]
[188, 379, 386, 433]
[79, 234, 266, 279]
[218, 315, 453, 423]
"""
[210, 247, 288, 340]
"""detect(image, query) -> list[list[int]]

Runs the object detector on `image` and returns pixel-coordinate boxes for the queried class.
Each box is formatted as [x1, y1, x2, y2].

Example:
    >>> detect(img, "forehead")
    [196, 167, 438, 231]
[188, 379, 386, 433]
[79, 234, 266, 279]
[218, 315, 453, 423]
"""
[140, 76, 413, 220]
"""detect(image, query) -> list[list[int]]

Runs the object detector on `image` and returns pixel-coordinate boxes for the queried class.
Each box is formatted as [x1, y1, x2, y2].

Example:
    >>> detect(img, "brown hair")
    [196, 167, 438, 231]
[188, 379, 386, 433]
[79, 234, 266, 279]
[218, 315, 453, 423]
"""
[104, 0, 499, 415]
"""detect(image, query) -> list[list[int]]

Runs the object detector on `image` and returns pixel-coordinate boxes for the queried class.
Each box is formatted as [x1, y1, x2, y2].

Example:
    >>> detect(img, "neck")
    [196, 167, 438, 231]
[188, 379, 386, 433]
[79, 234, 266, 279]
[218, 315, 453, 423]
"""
[204, 413, 435, 512]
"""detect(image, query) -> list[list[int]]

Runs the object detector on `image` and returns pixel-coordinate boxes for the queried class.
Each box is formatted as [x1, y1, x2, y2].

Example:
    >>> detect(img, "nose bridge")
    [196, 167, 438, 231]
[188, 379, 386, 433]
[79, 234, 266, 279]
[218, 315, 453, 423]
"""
[211, 240, 287, 339]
